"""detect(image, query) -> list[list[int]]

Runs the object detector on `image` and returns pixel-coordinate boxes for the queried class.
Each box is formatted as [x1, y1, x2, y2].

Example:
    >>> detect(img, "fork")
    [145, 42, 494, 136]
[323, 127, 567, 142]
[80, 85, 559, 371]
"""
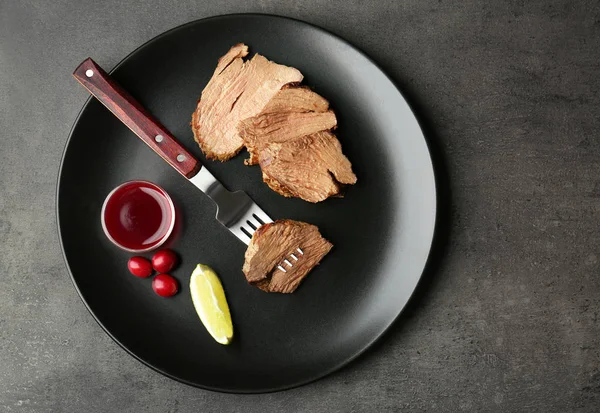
[73, 58, 272, 245]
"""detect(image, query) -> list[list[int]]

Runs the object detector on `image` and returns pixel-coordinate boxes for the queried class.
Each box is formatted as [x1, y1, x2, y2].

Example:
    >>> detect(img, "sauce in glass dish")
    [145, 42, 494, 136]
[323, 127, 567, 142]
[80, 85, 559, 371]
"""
[101, 181, 175, 252]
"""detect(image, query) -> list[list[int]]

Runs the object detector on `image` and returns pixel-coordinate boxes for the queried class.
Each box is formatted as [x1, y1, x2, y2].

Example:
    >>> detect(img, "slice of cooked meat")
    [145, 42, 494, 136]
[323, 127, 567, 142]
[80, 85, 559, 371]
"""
[262, 85, 330, 113]
[191, 44, 303, 161]
[240, 110, 337, 165]
[239, 85, 335, 165]
[258, 131, 357, 203]
[243, 220, 333, 293]
[238, 83, 356, 201]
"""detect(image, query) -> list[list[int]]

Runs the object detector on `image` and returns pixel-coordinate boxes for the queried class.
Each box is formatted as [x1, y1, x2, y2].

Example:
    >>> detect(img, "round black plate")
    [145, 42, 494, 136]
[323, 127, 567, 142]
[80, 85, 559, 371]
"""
[58, 14, 436, 393]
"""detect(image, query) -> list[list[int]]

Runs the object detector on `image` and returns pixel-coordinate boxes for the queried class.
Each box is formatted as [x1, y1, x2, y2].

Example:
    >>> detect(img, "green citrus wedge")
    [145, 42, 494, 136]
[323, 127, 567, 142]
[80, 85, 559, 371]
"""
[189, 264, 233, 345]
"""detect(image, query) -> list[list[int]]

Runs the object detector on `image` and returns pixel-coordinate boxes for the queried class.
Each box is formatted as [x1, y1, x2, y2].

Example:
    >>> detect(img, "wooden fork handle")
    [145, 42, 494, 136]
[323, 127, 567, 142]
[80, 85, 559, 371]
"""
[73, 58, 200, 178]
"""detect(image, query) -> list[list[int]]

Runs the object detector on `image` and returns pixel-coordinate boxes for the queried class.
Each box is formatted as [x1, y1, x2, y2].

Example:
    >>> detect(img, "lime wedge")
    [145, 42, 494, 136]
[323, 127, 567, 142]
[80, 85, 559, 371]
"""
[189, 264, 233, 345]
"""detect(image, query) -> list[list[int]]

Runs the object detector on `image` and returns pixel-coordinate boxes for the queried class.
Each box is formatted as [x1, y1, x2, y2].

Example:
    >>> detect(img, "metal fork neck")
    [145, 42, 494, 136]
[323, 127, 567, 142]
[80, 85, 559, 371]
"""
[188, 166, 220, 194]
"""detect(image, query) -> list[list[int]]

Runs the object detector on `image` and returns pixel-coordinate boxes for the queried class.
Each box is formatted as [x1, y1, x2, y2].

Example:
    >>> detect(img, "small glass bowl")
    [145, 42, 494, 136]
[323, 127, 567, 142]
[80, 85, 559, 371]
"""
[101, 180, 176, 253]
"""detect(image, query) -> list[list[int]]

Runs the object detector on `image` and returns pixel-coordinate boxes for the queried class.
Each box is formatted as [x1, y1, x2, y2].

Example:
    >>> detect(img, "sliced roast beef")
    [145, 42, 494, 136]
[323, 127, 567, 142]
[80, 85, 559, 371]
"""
[261, 85, 330, 113]
[243, 220, 332, 293]
[239, 109, 337, 165]
[257, 131, 357, 202]
[191, 44, 303, 160]
[238, 82, 356, 201]
[192, 43, 357, 202]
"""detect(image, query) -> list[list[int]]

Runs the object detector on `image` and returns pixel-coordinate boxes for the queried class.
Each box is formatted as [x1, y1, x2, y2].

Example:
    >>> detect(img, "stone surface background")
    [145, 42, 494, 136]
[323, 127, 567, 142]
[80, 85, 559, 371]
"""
[1, 1, 599, 411]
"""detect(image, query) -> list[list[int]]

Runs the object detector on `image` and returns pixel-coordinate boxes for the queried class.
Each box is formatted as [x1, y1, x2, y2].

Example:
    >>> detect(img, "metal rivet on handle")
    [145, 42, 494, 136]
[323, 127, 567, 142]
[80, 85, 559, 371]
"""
[154, 135, 164, 143]
[177, 154, 186, 162]
[85, 69, 94, 77]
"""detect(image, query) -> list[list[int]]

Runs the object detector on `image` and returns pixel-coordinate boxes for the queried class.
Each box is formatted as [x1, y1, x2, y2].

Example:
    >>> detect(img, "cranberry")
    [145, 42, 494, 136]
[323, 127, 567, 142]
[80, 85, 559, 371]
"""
[127, 256, 153, 278]
[152, 274, 179, 297]
[152, 249, 178, 273]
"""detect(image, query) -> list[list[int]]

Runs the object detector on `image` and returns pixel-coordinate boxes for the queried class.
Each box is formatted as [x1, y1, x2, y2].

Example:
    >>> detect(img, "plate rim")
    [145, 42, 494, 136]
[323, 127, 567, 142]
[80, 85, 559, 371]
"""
[56, 12, 438, 393]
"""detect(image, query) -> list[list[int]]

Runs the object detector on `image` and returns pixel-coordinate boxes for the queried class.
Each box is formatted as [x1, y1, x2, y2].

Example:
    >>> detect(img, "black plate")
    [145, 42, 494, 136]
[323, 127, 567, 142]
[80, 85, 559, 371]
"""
[58, 14, 436, 393]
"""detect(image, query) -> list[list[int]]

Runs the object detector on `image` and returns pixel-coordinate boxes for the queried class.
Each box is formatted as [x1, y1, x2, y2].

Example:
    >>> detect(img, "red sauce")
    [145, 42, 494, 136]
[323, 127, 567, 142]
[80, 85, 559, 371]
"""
[102, 181, 174, 251]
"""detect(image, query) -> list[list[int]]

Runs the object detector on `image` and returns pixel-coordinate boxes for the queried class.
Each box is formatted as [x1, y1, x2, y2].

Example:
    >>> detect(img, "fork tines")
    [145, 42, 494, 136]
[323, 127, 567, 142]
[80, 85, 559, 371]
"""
[277, 248, 304, 273]
[237, 203, 272, 241]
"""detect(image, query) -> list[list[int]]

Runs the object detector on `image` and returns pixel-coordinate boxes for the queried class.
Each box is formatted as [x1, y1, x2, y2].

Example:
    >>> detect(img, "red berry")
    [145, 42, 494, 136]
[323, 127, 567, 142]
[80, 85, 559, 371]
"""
[152, 249, 178, 273]
[152, 274, 179, 297]
[127, 256, 153, 278]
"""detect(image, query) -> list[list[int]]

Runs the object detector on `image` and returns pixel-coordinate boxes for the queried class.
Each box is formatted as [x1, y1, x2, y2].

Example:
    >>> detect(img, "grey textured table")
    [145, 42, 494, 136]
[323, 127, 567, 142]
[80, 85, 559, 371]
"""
[2, 1, 599, 412]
